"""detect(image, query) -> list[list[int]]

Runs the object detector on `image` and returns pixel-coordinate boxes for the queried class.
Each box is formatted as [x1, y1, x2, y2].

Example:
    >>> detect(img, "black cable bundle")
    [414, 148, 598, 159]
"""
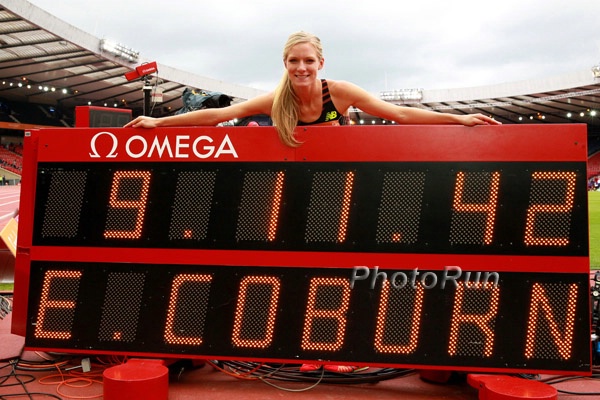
[0, 295, 11, 320]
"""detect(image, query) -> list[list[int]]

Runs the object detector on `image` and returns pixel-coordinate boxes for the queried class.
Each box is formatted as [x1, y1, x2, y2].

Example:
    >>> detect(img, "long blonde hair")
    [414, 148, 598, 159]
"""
[272, 32, 324, 147]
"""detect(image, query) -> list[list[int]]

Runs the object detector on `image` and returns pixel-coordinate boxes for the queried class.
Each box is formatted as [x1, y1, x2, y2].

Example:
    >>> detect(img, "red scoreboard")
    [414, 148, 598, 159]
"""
[12, 124, 591, 375]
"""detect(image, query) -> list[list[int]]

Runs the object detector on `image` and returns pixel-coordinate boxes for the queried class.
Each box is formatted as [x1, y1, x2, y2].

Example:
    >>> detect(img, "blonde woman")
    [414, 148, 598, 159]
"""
[126, 32, 499, 373]
[125, 31, 499, 147]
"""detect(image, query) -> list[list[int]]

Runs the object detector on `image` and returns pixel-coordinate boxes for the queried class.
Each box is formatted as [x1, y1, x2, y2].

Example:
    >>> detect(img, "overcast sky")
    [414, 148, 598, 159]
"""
[27, 0, 600, 95]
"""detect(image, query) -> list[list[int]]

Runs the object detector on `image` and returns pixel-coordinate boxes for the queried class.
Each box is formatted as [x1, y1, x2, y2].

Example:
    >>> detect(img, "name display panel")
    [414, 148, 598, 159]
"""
[13, 125, 591, 374]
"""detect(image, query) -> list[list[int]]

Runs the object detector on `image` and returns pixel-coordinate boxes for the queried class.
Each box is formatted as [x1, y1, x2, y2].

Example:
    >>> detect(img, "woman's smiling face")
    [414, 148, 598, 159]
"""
[284, 42, 324, 88]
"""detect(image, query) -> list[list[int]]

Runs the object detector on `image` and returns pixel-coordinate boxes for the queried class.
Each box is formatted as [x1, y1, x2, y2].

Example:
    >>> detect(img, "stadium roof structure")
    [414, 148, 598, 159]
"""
[0, 0, 264, 123]
[1, 0, 600, 136]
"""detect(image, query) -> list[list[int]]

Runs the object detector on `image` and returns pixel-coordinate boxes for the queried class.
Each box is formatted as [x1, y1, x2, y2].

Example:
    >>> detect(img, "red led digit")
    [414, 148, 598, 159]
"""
[374, 281, 424, 354]
[236, 171, 285, 242]
[305, 171, 355, 243]
[524, 283, 578, 360]
[524, 171, 576, 246]
[104, 170, 151, 239]
[337, 172, 355, 242]
[34, 270, 82, 340]
[164, 274, 213, 345]
[301, 277, 351, 351]
[452, 171, 500, 245]
[232, 276, 281, 348]
[447, 282, 500, 357]
[267, 172, 285, 241]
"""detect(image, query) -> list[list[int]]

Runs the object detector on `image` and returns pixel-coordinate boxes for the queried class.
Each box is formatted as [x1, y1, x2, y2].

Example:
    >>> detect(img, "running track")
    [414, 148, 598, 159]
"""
[0, 185, 19, 283]
[0, 185, 19, 232]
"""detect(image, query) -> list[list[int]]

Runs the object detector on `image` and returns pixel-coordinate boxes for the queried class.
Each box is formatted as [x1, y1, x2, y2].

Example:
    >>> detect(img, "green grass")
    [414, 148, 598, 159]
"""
[0, 282, 13, 292]
[590, 190, 600, 270]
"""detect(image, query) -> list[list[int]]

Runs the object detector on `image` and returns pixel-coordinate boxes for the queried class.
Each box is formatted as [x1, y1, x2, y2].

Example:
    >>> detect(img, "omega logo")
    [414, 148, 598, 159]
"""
[89, 131, 238, 159]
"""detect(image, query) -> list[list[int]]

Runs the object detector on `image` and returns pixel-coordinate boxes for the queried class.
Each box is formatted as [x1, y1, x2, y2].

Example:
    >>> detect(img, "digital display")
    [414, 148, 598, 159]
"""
[25, 262, 589, 371]
[75, 106, 132, 128]
[31, 161, 588, 255]
[12, 125, 591, 375]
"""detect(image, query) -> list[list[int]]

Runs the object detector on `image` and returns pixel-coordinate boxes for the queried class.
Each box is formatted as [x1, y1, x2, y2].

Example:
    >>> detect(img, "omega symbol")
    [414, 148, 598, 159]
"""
[89, 131, 119, 158]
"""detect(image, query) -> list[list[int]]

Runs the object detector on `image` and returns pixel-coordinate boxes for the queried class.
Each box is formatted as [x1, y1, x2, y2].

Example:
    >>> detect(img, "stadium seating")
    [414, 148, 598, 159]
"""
[589, 152, 600, 179]
[0, 146, 22, 175]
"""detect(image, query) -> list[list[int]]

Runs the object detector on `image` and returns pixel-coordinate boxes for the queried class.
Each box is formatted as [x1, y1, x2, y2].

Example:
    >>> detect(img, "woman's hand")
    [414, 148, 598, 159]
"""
[124, 116, 160, 128]
[459, 113, 501, 126]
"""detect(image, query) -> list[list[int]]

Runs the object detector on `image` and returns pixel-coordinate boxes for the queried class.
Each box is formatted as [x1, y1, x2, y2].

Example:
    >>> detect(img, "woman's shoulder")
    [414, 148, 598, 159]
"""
[326, 79, 365, 95]
[326, 79, 370, 107]
[326, 79, 352, 90]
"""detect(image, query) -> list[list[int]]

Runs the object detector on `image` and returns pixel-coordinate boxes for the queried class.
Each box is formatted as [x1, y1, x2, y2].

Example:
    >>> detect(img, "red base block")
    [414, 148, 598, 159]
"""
[103, 359, 168, 400]
[419, 369, 453, 383]
[467, 374, 557, 400]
